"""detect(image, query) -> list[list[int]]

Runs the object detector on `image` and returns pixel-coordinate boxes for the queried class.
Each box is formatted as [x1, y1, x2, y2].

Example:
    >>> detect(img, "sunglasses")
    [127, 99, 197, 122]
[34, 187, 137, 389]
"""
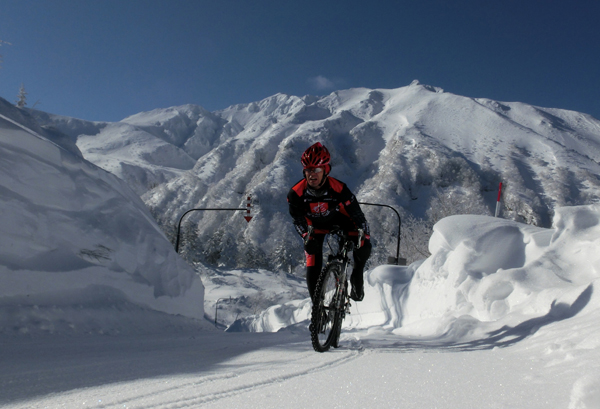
[304, 167, 323, 174]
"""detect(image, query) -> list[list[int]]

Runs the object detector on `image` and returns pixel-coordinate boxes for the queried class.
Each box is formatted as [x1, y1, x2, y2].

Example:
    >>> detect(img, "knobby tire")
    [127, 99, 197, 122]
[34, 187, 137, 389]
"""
[310, 262, 343, 352]
[331, 280, 346, 349]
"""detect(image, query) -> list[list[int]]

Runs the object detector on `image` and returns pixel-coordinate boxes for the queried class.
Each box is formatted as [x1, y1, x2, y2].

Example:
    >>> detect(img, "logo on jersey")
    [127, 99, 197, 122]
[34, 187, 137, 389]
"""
[311, 202, 329, 216]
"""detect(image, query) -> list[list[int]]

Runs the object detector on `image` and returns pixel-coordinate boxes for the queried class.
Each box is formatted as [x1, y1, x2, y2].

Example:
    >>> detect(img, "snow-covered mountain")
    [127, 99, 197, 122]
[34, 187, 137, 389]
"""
[31, 81, 600, 269]
[28, 106, 218, 196]
[0, 98, 204, 335]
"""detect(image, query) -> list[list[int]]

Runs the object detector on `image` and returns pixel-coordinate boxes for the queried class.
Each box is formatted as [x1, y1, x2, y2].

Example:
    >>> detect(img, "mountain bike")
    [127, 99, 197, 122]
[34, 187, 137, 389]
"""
[309, 227, 363, 352]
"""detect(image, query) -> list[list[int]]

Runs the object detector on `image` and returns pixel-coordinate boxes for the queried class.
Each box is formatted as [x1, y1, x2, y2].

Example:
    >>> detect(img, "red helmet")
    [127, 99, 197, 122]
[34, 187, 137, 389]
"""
[301, 142, 330, 171]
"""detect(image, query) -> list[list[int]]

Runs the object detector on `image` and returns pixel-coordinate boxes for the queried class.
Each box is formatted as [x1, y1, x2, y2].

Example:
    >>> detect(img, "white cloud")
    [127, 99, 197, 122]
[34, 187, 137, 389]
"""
[307, 75, 336, 91]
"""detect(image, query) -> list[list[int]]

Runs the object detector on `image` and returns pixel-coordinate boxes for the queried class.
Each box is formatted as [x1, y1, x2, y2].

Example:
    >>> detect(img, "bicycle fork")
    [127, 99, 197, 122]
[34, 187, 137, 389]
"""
[333, 261, 351, 317]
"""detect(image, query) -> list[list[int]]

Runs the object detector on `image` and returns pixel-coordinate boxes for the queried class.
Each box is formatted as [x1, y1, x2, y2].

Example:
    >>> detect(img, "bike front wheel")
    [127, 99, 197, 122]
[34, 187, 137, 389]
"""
[310, 262, 343, 352]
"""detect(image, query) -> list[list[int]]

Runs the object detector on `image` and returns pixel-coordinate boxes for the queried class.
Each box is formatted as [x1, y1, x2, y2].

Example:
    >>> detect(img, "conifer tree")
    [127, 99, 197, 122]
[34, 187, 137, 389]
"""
[16, 84, 27, 108]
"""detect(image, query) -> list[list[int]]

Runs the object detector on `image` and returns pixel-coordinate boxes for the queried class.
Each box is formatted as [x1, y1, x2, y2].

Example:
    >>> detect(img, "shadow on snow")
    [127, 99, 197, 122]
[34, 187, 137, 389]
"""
[358, 284, 593, 352]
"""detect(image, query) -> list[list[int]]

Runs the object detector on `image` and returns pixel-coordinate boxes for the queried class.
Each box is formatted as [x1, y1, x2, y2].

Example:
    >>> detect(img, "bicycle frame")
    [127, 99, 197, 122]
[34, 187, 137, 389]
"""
[326, 231, 354, 309]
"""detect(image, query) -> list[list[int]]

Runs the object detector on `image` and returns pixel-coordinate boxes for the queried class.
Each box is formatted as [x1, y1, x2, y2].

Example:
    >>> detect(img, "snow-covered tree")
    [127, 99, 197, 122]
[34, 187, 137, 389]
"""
[16, 84, 27, 108]
[401, 214, 433, 264]
[270, 237, 299, 274]
[236, 237, 268, 269]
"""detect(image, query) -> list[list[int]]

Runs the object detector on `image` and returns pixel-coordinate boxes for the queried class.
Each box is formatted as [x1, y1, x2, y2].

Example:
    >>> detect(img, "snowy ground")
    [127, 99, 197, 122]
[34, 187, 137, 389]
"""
[1, 315, 599, 409]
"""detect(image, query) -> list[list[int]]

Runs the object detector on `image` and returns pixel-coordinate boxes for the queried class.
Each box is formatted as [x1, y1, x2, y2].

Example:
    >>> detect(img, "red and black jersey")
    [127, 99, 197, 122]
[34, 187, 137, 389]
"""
[287, 176, 369, 237]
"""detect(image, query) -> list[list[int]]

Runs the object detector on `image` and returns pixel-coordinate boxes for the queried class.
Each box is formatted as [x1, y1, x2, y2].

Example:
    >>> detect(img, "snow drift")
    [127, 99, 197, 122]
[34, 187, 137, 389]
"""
[0, 99, 204, 335]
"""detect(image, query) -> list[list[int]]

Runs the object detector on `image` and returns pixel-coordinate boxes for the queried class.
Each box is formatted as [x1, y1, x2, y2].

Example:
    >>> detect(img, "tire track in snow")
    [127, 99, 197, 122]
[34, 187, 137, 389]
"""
[89, 371, 243, 409]
[118, 347, 363, 409]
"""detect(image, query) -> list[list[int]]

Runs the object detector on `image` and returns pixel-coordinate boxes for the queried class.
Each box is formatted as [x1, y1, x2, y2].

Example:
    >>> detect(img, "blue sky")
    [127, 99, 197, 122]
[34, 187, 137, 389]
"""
[1, 0, 599, 122]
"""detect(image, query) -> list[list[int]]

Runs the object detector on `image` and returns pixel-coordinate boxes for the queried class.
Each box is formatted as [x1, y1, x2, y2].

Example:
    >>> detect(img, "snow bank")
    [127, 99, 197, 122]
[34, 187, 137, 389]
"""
[234, 205, 600, 344]
[0, 103, 204, 335]
[394, 207, 599, 339]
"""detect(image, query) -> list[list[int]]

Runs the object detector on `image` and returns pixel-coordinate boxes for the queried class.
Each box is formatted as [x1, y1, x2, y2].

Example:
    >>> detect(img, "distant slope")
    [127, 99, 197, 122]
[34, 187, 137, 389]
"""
[29, 105, 226, 195]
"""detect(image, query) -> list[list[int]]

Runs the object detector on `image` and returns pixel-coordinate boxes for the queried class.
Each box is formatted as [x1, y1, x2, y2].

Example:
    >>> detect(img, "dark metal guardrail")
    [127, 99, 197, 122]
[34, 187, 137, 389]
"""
[173, 198, 405, 266]
[359, 202, 406, 265]
[174, 207, 248, 253]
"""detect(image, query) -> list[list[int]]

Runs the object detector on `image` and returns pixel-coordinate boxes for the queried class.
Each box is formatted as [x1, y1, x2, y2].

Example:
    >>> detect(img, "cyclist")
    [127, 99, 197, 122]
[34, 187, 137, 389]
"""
[287, 142, 372, 302]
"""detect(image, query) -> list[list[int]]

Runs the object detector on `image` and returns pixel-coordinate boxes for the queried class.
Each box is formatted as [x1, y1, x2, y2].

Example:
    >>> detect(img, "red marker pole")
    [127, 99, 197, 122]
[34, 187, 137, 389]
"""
[244, 195, 253, 223]
[495, 182, 503, 217]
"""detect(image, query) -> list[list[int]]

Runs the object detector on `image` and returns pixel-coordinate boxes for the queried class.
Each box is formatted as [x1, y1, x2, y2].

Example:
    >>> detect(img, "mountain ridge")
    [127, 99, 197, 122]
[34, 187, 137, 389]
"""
[29, 81, 600, 268]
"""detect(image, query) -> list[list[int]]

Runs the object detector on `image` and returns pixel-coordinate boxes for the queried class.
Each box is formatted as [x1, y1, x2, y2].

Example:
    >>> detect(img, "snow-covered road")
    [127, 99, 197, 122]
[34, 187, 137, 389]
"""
[2, 321, 593, 409]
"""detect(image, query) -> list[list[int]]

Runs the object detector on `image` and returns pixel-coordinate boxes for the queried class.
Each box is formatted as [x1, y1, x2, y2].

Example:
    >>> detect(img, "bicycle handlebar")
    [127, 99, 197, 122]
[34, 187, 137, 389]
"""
[305, 225, 363, 250]
[303, 225, 315, 245]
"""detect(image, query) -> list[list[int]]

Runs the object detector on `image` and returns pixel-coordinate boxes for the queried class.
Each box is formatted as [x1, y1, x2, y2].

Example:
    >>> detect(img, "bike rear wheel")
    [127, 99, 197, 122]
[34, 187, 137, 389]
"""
[310, 263, 343, 352]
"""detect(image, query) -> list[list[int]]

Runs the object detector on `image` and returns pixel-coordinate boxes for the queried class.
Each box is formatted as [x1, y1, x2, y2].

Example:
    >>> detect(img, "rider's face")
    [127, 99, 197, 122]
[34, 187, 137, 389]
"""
[305, 167, 324, 188]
